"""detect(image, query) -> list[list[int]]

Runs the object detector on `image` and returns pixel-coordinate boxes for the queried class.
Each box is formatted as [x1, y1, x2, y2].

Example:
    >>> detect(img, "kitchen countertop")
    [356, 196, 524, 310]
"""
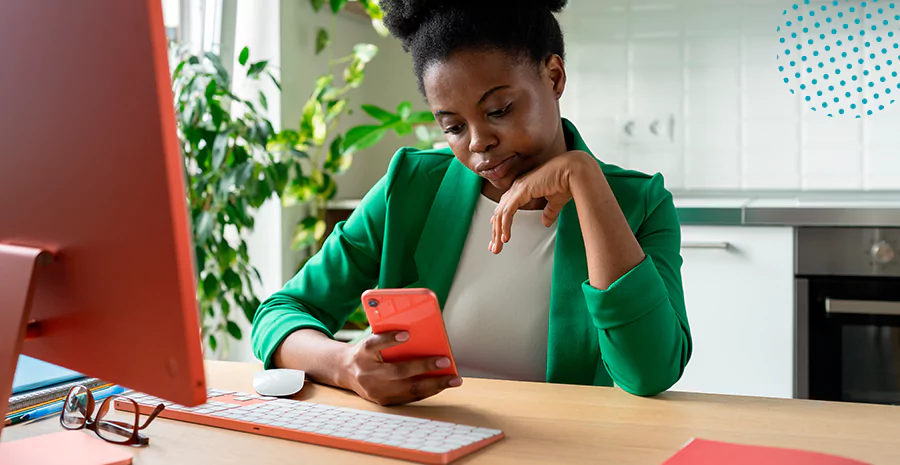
[671, 191, 900, 227]
[327, 191, 900, 228]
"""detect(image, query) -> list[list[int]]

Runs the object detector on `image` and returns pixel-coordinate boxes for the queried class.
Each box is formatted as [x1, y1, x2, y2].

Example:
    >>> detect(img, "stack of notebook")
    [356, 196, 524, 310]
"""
[6, 355, 118, 426]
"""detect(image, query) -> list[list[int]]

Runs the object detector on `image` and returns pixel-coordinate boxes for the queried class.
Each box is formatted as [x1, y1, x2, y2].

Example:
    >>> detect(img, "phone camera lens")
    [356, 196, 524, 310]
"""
[367, 299, 379, 307]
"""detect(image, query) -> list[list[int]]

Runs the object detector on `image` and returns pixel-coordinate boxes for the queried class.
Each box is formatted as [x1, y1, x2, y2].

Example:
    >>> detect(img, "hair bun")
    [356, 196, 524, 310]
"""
[381, 0, 568, 44]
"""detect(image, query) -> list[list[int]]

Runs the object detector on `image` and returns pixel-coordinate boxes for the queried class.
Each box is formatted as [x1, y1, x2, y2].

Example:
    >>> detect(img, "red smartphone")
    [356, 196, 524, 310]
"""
[361, 288, 458, 378]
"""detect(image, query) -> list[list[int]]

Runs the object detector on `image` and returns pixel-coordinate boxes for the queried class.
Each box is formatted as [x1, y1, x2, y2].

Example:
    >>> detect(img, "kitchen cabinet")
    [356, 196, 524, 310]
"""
[670, 226, 795, 399]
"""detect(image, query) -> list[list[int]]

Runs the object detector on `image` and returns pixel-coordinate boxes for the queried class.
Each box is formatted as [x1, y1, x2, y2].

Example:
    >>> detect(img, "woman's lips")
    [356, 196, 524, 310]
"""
[477, 155, 518, 181]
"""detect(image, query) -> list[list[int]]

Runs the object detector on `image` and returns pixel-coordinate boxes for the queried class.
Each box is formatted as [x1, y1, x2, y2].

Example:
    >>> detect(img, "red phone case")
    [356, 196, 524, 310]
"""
[361, 288, 459, 378]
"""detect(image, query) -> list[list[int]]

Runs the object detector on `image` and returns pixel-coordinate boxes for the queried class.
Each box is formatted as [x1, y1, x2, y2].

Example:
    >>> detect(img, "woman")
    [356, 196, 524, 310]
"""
[251, 0, 691, 406]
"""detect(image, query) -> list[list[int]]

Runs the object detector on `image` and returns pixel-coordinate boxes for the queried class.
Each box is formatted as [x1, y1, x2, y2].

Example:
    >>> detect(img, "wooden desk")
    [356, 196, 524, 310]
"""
[5, 360, 900, 464]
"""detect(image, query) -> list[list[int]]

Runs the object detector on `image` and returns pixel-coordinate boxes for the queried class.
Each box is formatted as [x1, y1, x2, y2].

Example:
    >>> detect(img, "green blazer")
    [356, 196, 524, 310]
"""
[252, 119, 692, 396]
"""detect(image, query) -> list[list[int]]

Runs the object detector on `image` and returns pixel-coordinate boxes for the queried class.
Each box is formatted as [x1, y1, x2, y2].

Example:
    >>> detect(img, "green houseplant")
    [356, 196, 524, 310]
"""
[171, 44, 304, 357]
[280, 0, 440, 257]
[279, 0, 442, 332]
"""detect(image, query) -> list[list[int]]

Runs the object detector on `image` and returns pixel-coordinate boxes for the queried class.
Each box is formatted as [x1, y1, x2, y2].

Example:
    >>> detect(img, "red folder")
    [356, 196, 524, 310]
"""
[663, 438, 871, 465]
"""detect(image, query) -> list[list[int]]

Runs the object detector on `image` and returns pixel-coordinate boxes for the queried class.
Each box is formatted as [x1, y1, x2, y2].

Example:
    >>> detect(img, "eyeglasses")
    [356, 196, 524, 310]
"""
[59, 385, 165, 446]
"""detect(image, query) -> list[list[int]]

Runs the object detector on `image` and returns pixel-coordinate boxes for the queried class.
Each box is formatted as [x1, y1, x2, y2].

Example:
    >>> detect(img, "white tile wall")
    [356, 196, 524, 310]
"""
[558, 0, 900, 190]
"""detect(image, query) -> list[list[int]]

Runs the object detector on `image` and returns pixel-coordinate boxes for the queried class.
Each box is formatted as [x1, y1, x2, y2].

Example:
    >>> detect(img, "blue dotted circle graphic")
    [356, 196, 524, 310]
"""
[779, 0, 900, 117]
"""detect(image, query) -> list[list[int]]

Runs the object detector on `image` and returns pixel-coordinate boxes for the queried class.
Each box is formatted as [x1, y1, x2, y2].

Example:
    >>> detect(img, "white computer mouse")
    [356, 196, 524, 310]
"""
[253, 368, 306, 397]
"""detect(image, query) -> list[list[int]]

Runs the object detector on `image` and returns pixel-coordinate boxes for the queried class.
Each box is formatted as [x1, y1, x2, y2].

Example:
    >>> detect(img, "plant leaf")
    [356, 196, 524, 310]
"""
[204, 52, 230, 86]
[324, 135, 352, 174]
[342, 125, 387, 155]
[397, 101, 412, 120]
[310, 0, 326, 12]
[310, 102, 327, 145]
[238, 46, 249, 66]
[315, 28, 330, 55]
[406, 111, 435, 124]
[202, 273, 219, 298]
[226, 320, 243, 340]
[209, 101, 225, 129]
[267, 129, 300, 152]
[223, 268, 242, 293]
[204, 80, 217, 101]
[197, 211, 214, 244]
[235, 162, 254, 186]
[217, 244, 237, 268]
[371, 17, 389, 37]
[212, 132, 230, 167]
[220, 297, 231, 317]
[258, 90, 268, 111]
[330, 0, 348, 13]
[283, 175, 313, 206]
[242, 296, 261, 324]
[208, 334, 217, 352]
[326, 99, 347, 123]
[352, 44, 378, 63]
[292, 216, 326, 250]
[172, 61, 186, 80]
[320, 173, 338, 200]
[267, 71, 282, 91]
[247, 60, 269, 79]
[415, 124, 433, 142]
[313, 74, 334, 99]
[361, 104, 399, 124]
[393, 121, 413, 137]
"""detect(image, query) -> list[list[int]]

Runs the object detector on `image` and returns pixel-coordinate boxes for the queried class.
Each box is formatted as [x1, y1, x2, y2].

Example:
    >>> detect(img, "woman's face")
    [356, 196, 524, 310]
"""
[422, 49, 568, 193]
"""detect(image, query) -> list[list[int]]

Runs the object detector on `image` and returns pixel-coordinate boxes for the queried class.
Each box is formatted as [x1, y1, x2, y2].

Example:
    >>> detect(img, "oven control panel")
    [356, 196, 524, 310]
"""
[797, 228, 900, 277]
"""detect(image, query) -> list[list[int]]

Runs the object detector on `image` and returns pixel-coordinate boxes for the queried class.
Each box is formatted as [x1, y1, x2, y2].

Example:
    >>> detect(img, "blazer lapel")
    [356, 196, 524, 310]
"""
[546, 119, 610, 385]
[412, 158, 481, 308]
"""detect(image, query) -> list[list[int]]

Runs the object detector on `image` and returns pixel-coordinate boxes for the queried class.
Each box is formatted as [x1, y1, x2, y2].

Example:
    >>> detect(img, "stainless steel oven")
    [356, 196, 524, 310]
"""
[796, 227, 900, 405]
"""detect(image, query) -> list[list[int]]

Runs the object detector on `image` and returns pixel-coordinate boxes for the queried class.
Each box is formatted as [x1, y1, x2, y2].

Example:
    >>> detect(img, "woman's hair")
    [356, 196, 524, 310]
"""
[380, 0, 569, 94]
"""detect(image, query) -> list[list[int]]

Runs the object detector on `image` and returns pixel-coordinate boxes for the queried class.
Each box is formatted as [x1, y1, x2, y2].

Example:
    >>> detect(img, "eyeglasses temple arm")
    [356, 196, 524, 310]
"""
[139, 403, 166, 430]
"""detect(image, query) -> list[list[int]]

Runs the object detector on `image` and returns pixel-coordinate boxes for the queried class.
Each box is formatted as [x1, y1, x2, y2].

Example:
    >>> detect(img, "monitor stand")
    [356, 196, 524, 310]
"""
[0, 244, 132, 464]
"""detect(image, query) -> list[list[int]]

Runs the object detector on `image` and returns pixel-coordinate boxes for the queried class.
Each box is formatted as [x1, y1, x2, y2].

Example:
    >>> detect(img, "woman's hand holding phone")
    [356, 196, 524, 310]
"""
[339, 330, 463, 406]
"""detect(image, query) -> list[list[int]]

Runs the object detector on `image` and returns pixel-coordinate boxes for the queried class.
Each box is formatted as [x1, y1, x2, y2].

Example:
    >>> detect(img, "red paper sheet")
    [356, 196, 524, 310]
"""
[663, 438, 871, 465]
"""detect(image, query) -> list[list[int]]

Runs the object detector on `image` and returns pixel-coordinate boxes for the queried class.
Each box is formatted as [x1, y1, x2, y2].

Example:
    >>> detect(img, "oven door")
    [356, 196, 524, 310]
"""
[799, 276, 900, 405]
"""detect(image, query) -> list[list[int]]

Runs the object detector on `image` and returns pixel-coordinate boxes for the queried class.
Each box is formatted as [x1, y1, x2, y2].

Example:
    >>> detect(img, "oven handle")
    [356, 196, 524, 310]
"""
[825, 298, 900, 316]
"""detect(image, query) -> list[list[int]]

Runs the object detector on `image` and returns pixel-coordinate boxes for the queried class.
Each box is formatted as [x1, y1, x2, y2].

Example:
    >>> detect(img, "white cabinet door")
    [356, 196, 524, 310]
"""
[670, 226, 795, 399]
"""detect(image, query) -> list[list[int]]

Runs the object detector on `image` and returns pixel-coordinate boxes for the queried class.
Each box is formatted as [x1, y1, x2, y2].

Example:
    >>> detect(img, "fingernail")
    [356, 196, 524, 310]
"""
[448, 378, 463, 387]
[395, 332, 409, 342]
[488, 241, 493, 251]
[436, 357, 451, 368]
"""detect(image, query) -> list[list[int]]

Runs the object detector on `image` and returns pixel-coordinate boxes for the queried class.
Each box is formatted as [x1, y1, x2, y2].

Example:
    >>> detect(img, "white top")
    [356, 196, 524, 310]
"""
[442, 194, 556, 382]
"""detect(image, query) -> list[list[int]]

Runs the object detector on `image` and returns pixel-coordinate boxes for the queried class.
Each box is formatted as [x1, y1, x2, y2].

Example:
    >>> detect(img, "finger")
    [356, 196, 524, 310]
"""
[491, 205, 502, 254]
[361, 331, 410, 356]
[384, 356, 452, 380]
[501, 189, 529, 246]
[542, 201, 563, 227]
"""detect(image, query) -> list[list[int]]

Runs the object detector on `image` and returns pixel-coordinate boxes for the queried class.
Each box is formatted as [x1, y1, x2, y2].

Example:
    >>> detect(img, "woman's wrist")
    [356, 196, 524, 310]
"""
[566, 151, 608, 203]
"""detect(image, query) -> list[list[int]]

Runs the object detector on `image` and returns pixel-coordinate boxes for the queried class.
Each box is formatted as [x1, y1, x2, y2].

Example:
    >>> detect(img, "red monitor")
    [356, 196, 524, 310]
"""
[0, 0, 207, 440]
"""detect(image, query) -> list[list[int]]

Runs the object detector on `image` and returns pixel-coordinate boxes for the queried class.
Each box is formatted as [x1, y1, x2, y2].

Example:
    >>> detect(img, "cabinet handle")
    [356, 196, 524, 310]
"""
[825, 298, 900, 316]
[681, 242, 731, 250]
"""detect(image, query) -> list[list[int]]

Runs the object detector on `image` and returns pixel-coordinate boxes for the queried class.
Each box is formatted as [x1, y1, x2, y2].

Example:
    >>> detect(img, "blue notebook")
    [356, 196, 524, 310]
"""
[11, 355, 84, 395]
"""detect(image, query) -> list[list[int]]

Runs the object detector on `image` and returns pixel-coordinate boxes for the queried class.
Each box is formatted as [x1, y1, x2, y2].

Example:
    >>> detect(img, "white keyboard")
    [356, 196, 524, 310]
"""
[116, 389, 504, 464]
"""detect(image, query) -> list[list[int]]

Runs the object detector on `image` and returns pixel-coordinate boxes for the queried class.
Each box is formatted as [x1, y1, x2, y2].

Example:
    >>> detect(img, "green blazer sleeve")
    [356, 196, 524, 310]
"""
[250, 173, 389, 369]
[581, 174, 692, 396]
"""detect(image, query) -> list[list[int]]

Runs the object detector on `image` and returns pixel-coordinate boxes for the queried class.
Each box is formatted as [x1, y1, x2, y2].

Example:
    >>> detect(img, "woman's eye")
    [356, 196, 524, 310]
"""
[443, 125, 463, 135]
[489, 104, 511, 117]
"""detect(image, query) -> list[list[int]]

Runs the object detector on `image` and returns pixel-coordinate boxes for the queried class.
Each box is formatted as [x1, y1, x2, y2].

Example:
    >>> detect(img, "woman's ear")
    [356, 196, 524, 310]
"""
[545, 54, 567, 100]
